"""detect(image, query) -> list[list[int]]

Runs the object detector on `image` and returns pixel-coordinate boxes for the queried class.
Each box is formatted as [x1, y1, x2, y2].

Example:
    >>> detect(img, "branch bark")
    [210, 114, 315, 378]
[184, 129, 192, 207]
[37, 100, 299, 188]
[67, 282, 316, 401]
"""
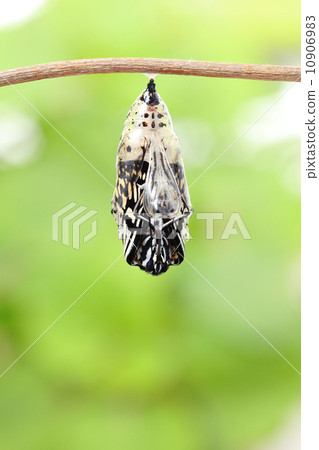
[0, 58, 301, 87]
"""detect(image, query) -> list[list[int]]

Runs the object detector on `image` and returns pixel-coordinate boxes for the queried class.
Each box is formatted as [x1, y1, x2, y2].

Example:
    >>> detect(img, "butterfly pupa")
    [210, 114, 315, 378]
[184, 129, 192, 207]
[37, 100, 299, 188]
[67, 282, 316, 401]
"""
[111, 79, 193, 275]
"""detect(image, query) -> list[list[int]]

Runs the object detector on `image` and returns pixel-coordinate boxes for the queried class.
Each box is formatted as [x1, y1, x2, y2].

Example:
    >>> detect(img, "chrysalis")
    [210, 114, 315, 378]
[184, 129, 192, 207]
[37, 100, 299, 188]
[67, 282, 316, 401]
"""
[111, 79, 193, 275]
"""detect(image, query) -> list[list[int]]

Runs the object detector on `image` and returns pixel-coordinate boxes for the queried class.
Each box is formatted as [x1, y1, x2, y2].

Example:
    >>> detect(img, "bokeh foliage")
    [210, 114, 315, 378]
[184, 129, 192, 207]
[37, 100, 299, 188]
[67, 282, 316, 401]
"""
[0, 0, 300, 449]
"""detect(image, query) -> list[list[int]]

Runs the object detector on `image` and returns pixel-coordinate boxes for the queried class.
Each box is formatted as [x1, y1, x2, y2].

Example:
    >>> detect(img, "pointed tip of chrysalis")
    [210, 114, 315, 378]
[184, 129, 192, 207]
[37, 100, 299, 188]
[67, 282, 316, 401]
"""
[147, 78, 156, 93]
[144, 78, 160, 106]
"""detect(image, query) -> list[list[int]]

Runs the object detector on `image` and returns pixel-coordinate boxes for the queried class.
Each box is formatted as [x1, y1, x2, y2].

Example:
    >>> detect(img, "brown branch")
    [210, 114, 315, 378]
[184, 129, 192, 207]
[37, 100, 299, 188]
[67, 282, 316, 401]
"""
[0, 58, 301, 87]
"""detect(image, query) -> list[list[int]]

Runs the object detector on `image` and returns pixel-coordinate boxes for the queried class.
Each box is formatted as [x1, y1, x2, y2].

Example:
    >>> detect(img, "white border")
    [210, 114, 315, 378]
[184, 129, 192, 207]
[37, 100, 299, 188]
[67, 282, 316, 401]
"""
[301, 1, 319, 448]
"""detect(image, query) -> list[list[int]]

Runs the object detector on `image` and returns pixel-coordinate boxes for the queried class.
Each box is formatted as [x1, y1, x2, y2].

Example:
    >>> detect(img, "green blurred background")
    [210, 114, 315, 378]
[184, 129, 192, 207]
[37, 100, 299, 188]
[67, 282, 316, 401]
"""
[0, 0, 300, 449]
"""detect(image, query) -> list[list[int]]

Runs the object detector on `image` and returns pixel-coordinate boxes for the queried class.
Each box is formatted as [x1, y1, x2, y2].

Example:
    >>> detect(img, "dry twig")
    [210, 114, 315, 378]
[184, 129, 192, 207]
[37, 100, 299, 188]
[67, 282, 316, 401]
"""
[0, 58, 301, 87]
